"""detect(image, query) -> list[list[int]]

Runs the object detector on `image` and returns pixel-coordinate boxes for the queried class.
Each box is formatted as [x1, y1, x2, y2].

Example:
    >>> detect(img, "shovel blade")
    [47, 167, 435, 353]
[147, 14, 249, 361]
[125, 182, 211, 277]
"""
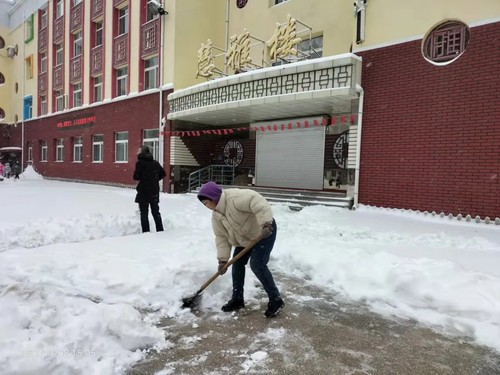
[181, 292, 202, 309]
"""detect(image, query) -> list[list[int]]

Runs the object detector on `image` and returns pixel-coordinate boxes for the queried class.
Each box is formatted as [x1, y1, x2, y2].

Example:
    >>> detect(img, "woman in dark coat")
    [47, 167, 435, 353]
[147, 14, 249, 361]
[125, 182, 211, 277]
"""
[133, 145, 166, 233]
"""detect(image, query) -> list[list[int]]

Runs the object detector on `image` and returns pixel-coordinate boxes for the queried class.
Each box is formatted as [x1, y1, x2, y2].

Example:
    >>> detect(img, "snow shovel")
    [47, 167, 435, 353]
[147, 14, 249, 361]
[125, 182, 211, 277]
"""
[181, 236, 263, 309]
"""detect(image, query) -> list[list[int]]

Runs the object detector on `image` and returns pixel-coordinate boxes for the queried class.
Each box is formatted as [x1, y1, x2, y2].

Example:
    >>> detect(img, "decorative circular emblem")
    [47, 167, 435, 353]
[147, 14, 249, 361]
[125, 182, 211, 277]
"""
[236, 0, 248, 9]
[223, 140, 244, 167]
[422, 20, 470, 66]
[333, 131, 349, 169]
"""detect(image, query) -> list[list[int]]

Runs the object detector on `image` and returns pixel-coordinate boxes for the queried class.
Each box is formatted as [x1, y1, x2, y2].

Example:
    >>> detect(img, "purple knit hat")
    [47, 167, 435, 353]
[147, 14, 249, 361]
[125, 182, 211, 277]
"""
[197, 181, 222, 204]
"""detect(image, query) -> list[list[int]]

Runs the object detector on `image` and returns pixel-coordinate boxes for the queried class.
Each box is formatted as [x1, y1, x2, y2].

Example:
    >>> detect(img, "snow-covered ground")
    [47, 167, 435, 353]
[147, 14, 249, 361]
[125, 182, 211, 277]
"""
[0, 166, 499, 374]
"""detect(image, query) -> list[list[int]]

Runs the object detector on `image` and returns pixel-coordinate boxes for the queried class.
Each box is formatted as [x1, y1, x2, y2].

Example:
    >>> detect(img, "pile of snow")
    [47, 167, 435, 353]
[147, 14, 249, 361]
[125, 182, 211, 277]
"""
[0, 179, 499, 374]
[21, 164, 43, 180]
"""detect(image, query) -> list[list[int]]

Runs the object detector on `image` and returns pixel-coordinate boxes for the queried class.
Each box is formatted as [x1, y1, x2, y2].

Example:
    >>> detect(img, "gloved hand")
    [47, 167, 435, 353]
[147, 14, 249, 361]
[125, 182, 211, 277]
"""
[218, 260, 228, 274]
[261, 221, 273, 238]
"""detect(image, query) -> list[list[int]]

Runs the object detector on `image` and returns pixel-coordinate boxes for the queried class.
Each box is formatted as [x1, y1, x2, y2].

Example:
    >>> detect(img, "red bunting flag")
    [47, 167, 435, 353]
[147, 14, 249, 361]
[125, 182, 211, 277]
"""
[165, 113, 355, 137]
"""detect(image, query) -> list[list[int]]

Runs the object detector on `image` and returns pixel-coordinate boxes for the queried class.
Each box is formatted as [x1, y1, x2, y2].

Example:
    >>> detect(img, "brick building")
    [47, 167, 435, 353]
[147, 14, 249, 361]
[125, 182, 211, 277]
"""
[0, 0, 498, 220]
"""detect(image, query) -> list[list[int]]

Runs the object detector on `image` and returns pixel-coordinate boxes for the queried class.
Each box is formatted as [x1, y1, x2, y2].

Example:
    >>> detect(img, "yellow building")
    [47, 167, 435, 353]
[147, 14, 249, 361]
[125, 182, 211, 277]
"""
[166, 0, 360, 198]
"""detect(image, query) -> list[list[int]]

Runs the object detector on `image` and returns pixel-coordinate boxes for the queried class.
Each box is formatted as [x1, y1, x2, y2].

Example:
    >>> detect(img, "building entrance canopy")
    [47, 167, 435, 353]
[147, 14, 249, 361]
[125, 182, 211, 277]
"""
[167, 54, 362, 126]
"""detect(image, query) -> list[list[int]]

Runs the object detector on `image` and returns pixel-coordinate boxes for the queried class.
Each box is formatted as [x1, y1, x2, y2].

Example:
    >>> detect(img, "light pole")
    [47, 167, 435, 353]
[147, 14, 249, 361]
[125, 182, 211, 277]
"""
[148, 1, 168, 190]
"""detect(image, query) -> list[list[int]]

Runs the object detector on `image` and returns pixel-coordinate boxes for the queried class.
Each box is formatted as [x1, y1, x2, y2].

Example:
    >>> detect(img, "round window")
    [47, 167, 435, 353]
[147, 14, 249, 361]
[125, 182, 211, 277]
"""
[422, 20, 470, 66]
[0, 36, 5, 49]
[0, 72, 5, 85]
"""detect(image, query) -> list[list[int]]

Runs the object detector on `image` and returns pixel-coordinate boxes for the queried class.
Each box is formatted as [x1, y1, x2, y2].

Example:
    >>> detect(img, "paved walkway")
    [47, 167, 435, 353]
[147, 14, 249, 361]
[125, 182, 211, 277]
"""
[128, 274, 500, 375]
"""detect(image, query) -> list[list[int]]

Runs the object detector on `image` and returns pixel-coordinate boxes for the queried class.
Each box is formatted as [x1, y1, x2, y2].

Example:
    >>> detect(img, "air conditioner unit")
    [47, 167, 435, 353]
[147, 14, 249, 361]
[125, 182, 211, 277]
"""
[148, 0, 167, 16]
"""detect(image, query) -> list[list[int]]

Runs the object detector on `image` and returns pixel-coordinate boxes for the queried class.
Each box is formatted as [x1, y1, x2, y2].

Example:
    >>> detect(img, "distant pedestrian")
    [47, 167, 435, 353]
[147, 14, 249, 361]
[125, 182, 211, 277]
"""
[0, 162, 4, 179]
[133, 145, 166, 233]
[12, 162, 21, 180]
[4, 163, 11, 178]
[197, 181, 285, 318]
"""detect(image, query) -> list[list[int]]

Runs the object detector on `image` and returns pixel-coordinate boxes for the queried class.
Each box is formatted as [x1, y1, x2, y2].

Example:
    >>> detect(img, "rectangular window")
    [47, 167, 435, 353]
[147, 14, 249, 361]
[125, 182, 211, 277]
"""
[55, 90, 64, 111]
[116, 67, 128, 96]
[40, 140, 48, 161]
[24, 14, 34, 43]
[40, 95, 47, 115]
[55, 43, 63, 66]
[298, 36, 323, 59]
[25, 55, 34, 79]
[95, 21, 103, 47]
[274, 0, 289, 4]
[40, 52, 47, 73]
[28, 146, 33, 162]
[56, 0, 64, 18]
[73, 136, 82, 162]
[73, 31, 82, 57]
[55, 138, 64, 162]
[143, 129, 159, 161]
[93, 75, 103, 102]
[272, 35, 323, 66]
[118, 7, 129, 35]
[115, 132, 128, 162]
[73, 83, 82, 107]
[144, 57, 158, 90]
[73, 0, 82, 6]
[92, 134, 104, 162]
[40, 7, 48, 29]
[23, 96, 33, 120]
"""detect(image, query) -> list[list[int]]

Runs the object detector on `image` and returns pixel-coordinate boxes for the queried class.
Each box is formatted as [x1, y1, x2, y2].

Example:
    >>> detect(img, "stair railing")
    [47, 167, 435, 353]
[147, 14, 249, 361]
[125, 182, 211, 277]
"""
[188, 164, 235, 192]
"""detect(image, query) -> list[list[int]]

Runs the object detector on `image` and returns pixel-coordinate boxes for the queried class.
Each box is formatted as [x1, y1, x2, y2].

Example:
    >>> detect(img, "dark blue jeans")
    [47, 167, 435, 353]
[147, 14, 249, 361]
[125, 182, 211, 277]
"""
[231, 219, 280, 302]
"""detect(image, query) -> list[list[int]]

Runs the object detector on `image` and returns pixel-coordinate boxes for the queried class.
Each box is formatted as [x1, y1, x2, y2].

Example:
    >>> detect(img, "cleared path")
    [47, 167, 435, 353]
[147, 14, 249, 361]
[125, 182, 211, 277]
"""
[129, 274, 500, 375]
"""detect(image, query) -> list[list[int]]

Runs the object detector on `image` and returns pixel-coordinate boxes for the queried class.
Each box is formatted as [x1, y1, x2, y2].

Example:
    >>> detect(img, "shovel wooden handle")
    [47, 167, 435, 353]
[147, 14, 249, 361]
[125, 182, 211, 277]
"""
[197, 236, 264, 293]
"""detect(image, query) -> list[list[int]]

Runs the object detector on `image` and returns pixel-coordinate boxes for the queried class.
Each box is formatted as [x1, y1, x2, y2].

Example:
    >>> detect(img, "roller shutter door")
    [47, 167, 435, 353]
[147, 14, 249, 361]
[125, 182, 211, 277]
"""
[255, 121, 325, 190]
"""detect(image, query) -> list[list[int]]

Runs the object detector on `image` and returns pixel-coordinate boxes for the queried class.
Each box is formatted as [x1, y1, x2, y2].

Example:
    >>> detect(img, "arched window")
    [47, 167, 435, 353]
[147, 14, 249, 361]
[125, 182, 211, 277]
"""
[422, 20, 470, 65]
[0, 73, 5, 85]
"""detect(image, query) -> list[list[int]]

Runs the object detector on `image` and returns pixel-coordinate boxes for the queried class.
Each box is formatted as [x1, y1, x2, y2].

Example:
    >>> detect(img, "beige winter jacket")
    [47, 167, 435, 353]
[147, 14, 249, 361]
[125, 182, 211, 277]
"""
[212, 188, 273, 261]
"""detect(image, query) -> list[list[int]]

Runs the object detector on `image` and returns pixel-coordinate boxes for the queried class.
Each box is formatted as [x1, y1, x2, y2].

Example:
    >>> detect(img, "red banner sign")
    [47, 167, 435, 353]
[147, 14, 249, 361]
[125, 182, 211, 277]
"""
[57, 114, 96, 129]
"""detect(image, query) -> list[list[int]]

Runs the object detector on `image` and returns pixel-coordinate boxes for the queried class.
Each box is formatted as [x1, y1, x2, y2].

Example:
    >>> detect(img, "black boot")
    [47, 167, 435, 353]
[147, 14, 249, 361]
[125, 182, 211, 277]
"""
[265, 298, 285, 318]
[221, 298, 245, 312]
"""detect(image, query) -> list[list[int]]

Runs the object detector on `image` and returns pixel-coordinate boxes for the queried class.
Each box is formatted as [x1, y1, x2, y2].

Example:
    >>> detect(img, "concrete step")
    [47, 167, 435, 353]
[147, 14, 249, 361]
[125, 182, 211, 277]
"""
[190, 185, 353, 211]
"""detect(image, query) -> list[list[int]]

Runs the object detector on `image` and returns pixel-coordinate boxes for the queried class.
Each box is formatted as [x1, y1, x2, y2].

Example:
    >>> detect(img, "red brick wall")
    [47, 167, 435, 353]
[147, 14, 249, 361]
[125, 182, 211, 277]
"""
[24, 91, 171, 187]
[0, 124, 22, 150]
[357, 21, 500, 219]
